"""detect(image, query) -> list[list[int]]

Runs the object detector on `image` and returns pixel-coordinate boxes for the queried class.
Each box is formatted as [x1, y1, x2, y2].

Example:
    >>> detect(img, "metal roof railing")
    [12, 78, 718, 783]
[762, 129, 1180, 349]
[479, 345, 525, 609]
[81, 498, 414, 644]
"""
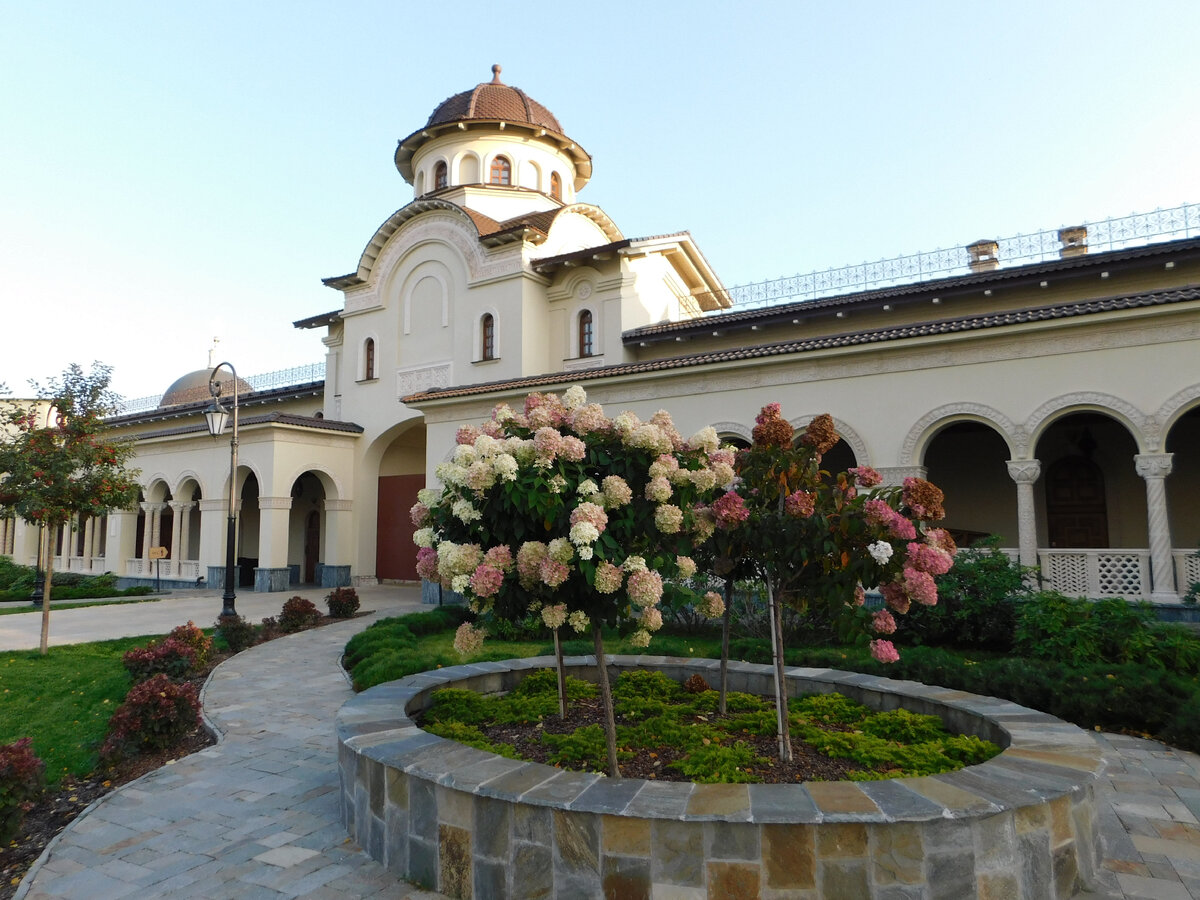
[116, 362, 325, 416]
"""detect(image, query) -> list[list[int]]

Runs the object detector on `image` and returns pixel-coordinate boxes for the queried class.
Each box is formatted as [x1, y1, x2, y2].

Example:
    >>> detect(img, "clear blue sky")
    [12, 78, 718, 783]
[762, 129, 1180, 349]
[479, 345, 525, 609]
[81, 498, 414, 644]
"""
[3, 2, 1198, 401]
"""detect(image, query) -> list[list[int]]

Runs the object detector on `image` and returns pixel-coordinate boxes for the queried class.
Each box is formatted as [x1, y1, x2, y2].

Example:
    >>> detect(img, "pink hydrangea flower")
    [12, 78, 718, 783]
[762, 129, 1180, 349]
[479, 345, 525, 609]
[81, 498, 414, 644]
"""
[864, 499, 917, 540]
[712, 490, 750, 528]
[456, 425, 481, 445]
[453, 622, 486, 655]
[533, 427, 563, 460]
[880, 582, 911, 615]
[870, 639, 900, 664]
[627, 569, 664, 608]
[903, 567, 939, 605]
[848, 466, 883, 487]
[470, 564, 504, 598]
[410, 502, 430, 527]
[484, 545, 513, 572]
[853, 584, 866, 607]
[594, 561, 623, 594]
[516, 541, 549, 587]
[654, 504, 683, 533]
[785, 490, 815, 518]
[415, 546, 439, 581]
[872, 609, 897, 635]
[539, 558, 570, 588]
[570, 502, 608, 533]
[602, 475, 632, 508]
[906, 542, 953, 576]
[560, 435, 587, 462]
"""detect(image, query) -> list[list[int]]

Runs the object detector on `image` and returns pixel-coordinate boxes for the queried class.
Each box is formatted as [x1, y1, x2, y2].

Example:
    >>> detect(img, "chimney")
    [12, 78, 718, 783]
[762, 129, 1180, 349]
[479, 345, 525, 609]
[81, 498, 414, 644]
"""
[967, 239, 1000, 273]
[1058, 225, 1088, 258]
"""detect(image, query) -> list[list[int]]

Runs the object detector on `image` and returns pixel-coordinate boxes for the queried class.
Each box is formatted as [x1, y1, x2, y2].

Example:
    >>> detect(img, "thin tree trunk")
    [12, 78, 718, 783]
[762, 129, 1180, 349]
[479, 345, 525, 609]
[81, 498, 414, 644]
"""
[719, 575, 733, 715]
[553, 627, 567, 717]
[39, 524, 53, 656]
[592, 623, 620, 778]
[766, 575, 792, 762]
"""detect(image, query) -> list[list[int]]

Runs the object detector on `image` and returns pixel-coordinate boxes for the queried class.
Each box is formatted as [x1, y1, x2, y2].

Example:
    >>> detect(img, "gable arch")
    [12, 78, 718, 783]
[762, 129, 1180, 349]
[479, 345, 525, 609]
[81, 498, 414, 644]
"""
[400, 265, 451, 337]
[900, 403, 1021, 466]
[353, 201, 490, 286]
[790, 415, 872, 467]
[143, 476, 173, 503]
[1025, 392, 1150, 454]
[709, 420, 752, 444]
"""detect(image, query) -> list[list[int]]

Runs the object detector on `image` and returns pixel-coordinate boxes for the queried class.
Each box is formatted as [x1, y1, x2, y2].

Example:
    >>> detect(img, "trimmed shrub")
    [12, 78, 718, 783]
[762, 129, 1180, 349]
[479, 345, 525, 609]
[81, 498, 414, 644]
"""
[325, 586, 360, 619]
[0, 738, 45, 843]
[122, 637, 199, 683]
[279, 596, 322, 633]
[215, 614, 256, 652]
[100, 674, 201, 762]
[166, 621, 213, 668]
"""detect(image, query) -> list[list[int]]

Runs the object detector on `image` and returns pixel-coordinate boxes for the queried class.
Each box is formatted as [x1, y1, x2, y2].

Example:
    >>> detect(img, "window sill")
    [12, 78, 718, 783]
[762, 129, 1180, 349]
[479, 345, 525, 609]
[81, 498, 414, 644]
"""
[473, 357, 502, 365]
[355, 378, 379, 384]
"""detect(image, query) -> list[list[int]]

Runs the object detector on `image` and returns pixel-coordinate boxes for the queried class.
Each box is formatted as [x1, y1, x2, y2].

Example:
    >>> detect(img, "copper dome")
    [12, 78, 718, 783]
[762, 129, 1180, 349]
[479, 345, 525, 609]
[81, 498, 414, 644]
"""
[160, 369, 253, 408]
[425, 65, 563, 132]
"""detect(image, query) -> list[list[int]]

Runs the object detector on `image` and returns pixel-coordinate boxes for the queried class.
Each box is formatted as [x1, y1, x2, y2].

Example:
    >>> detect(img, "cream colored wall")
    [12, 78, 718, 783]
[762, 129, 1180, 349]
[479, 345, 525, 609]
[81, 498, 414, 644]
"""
[412, 131, 579, 205]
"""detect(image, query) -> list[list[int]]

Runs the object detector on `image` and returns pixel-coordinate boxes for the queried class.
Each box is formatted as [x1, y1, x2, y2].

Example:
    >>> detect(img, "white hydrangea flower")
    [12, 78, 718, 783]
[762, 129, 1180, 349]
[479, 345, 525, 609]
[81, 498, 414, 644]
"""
[417, 488, 442, 506]
[563, 385, 587, 410]
[548, 537, 575, 563]
[568, 610, 590, 633]
[623, 555, 647, 573]
[452, 499, 482, 523]
[577, 546, 594, 560]
[577, 478, 599, 497]
[868, 540, 894, 564]
[548, 474, 568, 493]
[451, 574, 470, 593]
[569, 521, 600, 547]
[413, 527, 434, 548]
[492, 453, 519, 481]
[474, 434, 499, 457]
[452, 444, 477, 466]
[689, 426, 719, 454]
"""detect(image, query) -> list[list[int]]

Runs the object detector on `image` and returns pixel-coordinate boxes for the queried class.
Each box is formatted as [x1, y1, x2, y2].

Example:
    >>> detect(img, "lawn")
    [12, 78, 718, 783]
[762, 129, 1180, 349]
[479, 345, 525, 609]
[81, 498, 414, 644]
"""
[0, 637, 150, 783]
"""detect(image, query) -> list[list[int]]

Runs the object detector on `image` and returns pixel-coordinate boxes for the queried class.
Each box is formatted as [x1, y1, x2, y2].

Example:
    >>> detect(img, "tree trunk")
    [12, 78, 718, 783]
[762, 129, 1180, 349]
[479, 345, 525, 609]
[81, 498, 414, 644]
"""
[591, 623, 620, 778]
[39, 523, 53, 656]
[719, 575, 733, 715]
[553, 627, 567, 717]
[766, 575, 792, 762]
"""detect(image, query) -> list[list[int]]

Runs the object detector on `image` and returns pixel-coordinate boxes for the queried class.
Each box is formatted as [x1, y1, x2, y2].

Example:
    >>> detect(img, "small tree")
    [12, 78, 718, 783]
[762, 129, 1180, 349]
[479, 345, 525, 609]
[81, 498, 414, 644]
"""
[719, 405, 953, 761]
[415, 386, 728, 777]
[0, 364, 140, 654]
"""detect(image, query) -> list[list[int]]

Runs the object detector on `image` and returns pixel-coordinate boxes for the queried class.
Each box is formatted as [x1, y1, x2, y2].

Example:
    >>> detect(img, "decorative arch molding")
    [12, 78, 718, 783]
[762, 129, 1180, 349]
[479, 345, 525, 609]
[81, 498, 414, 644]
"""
[172, 472, 205, 500]
[543, 203, 624, 245]
[233, 461, 264, 498]
[1156, 382, 1200, 439]
[1025, 392, 1151, 454]
[789, 415, 872, 467]
[709, 420, 752, 444]
[143, 475, 173, 502]
[285, 465, 344, 501]
[900, 404, 1022, 466]
[401, 267, 450, 336]
[354, 200, 491, 285]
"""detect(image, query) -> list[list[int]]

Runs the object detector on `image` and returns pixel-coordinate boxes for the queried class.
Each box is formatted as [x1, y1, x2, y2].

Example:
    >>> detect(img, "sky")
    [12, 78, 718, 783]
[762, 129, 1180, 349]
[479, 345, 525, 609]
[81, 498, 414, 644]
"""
[3, 2, 1199, 402]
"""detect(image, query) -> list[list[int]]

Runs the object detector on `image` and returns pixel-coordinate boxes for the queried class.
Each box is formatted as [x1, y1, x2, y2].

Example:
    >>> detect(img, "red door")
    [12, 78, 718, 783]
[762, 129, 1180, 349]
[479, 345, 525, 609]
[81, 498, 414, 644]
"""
[377, 475, 424, 580]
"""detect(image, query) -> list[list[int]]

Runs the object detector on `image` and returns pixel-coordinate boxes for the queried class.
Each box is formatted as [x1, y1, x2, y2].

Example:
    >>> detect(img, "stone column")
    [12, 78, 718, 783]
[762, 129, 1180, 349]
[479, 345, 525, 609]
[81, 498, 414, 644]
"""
[1006, 460, 1042, 569]
[177, 502, 195, 562]
[168, 501, 188, 575]
[322, 499, 354, 587]
[82, 516, 95, 572]
[1135, 453, 1177, 601]
[105, 510, 138, 575]
[875, 466, 928, 488]
[255, 496, 293, 592]
[139, 502, 163, 572]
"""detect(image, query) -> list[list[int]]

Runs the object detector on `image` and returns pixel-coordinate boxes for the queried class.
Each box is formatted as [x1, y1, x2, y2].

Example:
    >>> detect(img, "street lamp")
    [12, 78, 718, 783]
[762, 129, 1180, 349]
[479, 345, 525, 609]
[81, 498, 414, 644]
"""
[205, 362, 239, 618]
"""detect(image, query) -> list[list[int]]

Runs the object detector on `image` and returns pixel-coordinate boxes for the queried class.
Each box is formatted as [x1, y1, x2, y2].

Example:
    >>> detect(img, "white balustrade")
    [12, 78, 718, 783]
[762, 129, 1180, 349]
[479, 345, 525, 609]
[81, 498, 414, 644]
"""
[1037, 549, 1151, 599]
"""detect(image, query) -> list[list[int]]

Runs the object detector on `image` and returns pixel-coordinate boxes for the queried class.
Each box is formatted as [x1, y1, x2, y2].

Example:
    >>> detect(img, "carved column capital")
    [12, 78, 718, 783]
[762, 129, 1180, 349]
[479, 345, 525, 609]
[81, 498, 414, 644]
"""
[257, 496, 294, 510]
[1006, 459, 1042, 484]
[1135, 453, 1173, 480]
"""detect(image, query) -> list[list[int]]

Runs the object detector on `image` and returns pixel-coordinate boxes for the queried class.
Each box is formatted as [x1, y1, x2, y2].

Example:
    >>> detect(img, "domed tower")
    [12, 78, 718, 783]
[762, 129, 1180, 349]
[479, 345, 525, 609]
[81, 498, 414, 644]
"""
[395, 65, 592, 222]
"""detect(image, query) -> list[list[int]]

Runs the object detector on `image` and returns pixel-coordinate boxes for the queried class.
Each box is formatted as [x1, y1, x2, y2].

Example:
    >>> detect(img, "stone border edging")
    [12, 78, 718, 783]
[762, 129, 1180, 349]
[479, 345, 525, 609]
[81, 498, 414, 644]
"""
[337, 655, 1104, 899]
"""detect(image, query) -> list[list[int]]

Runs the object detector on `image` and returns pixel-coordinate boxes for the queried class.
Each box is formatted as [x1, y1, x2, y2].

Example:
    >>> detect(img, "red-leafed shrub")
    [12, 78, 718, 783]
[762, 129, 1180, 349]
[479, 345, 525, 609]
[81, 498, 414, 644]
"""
[167, 620, 214, 667]
[100, 674, 201, 762]
[279, 596, 322, 633]
[122, 637, 198, 683]
[215, 614, 256, 652]
[325, 586, 360, 619]
[0, 738, 45, 842]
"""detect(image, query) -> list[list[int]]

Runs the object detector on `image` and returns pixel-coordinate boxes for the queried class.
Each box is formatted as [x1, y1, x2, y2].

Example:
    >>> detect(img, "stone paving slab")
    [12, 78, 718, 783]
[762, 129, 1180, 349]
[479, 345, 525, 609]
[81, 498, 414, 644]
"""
[16, 585, 448, 899]
[15, 586, 1200, 899]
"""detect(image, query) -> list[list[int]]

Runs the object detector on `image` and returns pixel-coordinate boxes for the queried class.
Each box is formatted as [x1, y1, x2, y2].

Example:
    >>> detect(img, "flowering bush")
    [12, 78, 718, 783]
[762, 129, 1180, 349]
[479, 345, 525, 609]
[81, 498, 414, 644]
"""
[0, 737, 44, 842]
[167, 621, 214, 668]
[100, 674, 202, 762]
[278, 596, 322, 633]
[122, 637, 199, 683]
[417, 386, 728, 651]
[326, 586, 360, 619]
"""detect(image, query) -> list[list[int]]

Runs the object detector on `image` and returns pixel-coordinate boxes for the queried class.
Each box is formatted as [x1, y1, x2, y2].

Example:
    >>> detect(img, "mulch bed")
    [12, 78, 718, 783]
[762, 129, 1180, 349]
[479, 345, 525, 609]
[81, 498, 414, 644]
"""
[0, 611, 365, 900]
[478, 695, 868, 783]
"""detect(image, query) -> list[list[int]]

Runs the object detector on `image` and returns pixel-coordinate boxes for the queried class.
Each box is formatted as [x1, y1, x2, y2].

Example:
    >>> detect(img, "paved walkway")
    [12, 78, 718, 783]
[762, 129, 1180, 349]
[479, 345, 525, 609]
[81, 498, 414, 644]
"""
[11, 590, 1200, 898]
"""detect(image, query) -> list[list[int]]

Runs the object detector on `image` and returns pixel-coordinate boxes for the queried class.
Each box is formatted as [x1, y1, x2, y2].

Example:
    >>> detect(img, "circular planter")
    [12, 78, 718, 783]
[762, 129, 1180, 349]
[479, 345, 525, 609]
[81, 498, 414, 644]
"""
[336, 655, 1103, 899]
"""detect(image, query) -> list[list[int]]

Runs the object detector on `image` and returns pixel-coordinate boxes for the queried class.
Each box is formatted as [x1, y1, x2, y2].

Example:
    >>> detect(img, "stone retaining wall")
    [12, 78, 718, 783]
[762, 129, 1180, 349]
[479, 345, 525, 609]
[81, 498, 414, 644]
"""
[336, 656, 1104, 899]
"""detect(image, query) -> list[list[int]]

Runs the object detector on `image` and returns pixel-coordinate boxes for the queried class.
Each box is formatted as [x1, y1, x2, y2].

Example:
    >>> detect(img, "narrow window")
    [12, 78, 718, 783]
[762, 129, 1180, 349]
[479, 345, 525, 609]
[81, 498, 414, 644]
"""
[489, 155, 512, 186]
[364, 338, 375, 380]
[550, 171, 562, 200]
[579, 310, 594, 357]
[434, 161, 448, 190]
[481, 314, 496, 360]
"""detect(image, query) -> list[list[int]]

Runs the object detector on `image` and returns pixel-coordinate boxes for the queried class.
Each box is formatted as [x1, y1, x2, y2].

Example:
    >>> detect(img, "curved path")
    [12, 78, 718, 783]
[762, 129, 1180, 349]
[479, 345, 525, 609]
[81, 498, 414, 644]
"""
[10, 587, 1200, 899]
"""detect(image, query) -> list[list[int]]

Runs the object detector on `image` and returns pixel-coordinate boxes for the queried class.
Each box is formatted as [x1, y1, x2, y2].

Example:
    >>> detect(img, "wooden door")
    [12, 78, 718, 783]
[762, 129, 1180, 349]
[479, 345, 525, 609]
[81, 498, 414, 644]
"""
[1046, 455, 1109, 548]
[377, 475, 424, 581]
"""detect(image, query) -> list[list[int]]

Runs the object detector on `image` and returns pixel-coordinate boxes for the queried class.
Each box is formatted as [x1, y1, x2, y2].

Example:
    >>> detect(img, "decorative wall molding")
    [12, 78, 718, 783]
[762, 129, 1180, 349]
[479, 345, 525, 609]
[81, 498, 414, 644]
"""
[900, 403, 1022, 466]
[1025, 392, 1150, 453]
[709, 420, 752, 443]
[324, 499, 354, 512]
[1156, 382, 1200, 437]
[257, 496, 294, 510]
[397, 362, 454, 399]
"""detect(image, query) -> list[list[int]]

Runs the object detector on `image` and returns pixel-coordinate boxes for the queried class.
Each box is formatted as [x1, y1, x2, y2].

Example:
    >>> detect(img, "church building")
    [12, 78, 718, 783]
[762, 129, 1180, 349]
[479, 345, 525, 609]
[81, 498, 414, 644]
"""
[4, 66, 1198, 604]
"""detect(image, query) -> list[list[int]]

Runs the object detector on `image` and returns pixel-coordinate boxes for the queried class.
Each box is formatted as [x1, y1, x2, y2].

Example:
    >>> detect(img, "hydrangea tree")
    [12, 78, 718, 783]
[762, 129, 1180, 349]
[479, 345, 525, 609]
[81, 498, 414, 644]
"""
[713, 404, 954, 761]
[414, 386, 729, 777]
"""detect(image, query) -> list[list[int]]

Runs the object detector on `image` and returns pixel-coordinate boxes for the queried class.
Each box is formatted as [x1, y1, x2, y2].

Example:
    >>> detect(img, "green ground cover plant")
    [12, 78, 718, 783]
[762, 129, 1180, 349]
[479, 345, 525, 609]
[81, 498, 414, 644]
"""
[420, 669, 1000, 783]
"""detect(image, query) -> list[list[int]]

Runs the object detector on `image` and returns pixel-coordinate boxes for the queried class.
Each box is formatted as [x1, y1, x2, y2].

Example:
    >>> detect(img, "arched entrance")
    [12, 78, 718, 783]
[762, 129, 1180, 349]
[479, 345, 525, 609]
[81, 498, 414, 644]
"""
[238, 471, 260, 587]
[922, 421, 1016, 548]
[287, 471, 327, 585]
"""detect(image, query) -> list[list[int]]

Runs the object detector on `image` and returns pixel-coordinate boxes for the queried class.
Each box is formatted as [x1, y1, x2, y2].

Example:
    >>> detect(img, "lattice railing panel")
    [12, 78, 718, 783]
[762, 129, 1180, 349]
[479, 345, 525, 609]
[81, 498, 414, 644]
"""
[1045, 553, 1089, 596]
[1096, 554, 1143, 597]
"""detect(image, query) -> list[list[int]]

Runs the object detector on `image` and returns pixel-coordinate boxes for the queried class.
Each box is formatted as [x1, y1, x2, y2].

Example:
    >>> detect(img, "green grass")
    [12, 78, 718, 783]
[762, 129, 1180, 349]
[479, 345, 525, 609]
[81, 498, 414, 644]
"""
[0, 637, 150, 783]
[0, 597, 159, 616]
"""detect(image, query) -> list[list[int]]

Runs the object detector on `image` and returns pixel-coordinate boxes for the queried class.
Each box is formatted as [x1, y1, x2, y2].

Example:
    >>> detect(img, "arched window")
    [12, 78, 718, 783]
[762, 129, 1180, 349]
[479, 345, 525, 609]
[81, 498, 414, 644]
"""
[481, 313, 496, 360]
[434, 161, 448, 190]
[550, 171, 562, 200]
[363, 338, 375, 380]
[489, 155, 512, 186]
[578, 309, 594, 358]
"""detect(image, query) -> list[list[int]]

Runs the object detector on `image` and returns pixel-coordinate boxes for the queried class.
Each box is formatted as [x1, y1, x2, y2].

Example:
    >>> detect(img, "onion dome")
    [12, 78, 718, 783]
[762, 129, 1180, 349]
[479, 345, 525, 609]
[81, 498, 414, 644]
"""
[160, 369, 253, 408]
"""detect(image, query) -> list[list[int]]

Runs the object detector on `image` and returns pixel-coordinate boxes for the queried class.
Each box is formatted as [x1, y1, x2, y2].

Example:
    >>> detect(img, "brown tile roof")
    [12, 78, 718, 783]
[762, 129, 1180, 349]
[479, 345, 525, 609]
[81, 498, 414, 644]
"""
[625, 236, 1200, 340]
[131, 412, 363, 442]
[426, 82, 563, 133]
[106, 381, 325, 426]
[402, 285, 1200, 404]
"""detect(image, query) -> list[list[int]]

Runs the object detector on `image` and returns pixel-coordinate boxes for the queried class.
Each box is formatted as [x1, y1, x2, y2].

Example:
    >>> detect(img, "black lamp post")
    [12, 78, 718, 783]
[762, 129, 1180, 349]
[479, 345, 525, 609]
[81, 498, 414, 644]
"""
[205, 362, 239, 619]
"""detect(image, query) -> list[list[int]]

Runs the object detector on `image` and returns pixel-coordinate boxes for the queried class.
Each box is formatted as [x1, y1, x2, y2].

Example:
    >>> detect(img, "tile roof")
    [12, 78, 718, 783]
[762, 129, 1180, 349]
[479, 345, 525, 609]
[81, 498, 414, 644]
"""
[131, 412, 363, 442]
[106, 381, 325, 426]
[402, 285, 1200, 404]
[624, 235, 1200, 340]
[426, 81, 563, 134]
